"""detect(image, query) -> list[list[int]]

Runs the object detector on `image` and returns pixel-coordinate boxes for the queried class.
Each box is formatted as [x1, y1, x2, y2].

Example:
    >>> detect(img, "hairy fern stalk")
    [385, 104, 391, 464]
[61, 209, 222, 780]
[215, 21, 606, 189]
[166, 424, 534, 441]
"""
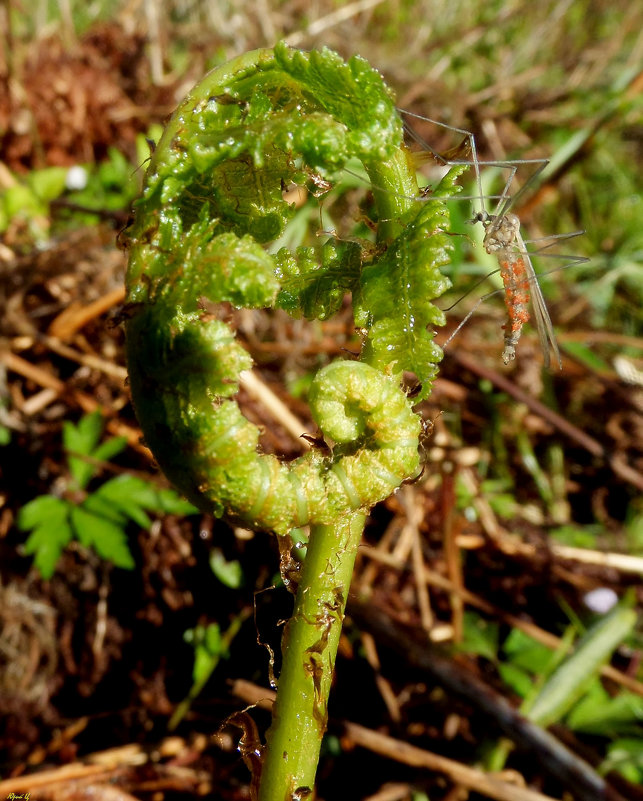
[124, 43, 460, 799]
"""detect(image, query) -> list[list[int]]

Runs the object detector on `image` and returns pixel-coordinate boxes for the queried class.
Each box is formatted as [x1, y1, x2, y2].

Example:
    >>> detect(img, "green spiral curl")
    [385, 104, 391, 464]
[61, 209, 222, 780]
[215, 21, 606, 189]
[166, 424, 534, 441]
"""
[124, 42, 460, 536]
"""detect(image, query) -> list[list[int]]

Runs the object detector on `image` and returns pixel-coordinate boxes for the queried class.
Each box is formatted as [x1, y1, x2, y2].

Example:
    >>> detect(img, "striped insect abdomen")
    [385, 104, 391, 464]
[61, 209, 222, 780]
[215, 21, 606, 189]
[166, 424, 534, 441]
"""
[498, 253, 531, 364]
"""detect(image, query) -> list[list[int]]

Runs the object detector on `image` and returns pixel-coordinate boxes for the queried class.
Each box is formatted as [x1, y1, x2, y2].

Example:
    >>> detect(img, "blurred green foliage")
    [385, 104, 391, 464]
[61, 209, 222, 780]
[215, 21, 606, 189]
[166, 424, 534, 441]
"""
[460, 607, 642, 780]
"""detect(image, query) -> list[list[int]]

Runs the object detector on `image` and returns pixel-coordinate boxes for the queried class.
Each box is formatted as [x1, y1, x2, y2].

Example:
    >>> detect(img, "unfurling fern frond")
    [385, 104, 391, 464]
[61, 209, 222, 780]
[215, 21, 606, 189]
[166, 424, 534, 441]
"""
[124, 42, 458, 535]
[123, 43, 463, 800]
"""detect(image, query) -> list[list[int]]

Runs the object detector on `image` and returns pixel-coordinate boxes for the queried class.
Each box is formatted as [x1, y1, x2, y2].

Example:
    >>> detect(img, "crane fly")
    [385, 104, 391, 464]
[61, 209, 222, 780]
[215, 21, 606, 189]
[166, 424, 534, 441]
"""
[395, 108, 586, 368]
[474, 210, 561, 368]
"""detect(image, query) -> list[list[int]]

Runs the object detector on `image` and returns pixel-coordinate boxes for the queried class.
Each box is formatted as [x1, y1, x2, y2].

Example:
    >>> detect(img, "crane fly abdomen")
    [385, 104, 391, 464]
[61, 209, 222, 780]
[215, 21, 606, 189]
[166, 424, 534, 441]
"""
[480, 211, 556, 367]
[498, 254, 531, 364]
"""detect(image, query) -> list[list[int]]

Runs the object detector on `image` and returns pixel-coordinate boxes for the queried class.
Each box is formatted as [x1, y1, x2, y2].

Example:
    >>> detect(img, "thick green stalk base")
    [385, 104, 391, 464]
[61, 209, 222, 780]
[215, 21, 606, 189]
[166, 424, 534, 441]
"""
[258, 512, 366, 800]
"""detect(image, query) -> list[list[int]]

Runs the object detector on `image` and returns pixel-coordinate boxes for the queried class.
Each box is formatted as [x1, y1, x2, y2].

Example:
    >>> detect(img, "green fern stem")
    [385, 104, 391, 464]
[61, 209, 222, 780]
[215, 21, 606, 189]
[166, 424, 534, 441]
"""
[259, 512, 365, 799]
[124, 43, 458, 798]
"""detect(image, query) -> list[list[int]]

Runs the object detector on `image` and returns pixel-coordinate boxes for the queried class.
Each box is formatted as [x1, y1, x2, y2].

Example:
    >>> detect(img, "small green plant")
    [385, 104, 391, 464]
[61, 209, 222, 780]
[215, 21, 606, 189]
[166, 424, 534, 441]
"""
[17, 410, 196, 578]
[169, 610, 250, 731]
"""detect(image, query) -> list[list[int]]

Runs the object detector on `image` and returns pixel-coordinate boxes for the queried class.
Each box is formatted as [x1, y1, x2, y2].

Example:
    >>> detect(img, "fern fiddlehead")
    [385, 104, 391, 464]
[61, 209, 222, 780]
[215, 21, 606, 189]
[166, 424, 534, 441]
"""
[124, 43, 460, 798]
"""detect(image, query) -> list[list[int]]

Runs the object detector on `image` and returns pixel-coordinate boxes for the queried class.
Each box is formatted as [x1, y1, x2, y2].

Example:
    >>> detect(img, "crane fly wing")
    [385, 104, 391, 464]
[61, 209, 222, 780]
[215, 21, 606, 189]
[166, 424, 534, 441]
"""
[408, 137, 473, 169]
[515, 230, 562, 370]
